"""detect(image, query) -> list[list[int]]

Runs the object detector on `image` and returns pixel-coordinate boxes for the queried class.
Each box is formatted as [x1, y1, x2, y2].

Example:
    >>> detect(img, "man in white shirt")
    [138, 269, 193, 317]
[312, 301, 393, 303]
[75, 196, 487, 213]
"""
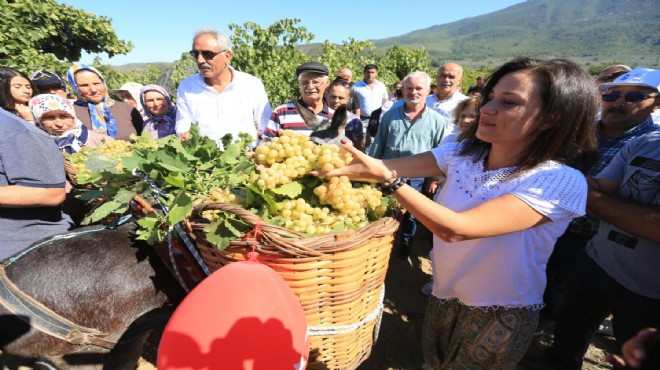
[426, 62, 469, 135]
[351, 64, 388, 148]
[176, 29, 272, 147]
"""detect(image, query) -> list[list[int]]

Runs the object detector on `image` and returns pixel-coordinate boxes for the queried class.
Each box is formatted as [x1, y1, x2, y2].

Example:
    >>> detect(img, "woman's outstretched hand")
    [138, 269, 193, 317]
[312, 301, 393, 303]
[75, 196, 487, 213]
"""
[310, 140, 391, 183]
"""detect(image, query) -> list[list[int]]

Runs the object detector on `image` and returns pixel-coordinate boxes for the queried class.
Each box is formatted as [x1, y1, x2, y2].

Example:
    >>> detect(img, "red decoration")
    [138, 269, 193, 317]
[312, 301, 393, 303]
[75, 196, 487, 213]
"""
[158, 259, 309, 370]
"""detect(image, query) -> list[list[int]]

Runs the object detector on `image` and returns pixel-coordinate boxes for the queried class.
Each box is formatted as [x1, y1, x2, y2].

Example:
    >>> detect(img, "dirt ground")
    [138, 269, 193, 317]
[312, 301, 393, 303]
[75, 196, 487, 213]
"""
[138, 226, 616, 370]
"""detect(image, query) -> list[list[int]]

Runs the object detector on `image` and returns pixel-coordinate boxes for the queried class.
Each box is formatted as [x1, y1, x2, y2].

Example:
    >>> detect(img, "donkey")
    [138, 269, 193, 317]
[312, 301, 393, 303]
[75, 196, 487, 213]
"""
[0, 222, 186, 370]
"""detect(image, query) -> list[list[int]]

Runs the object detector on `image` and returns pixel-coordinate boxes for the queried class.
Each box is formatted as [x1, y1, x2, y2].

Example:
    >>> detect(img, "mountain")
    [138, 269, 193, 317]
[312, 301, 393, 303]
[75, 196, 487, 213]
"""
[371, 0, 659, 68]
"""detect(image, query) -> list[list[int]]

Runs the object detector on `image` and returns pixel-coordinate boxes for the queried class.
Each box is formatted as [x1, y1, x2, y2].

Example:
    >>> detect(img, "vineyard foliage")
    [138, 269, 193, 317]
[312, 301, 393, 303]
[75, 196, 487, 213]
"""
[1, 0, 450, 103]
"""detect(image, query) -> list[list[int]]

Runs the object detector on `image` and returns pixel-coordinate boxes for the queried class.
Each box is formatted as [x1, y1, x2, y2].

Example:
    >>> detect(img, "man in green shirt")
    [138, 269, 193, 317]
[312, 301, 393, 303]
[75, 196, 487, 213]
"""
[369, 71, 448, 256]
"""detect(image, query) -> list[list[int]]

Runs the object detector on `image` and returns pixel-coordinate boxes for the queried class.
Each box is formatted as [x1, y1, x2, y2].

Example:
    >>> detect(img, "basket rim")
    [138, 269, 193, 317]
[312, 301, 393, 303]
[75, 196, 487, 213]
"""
[189, 201, 399, 256]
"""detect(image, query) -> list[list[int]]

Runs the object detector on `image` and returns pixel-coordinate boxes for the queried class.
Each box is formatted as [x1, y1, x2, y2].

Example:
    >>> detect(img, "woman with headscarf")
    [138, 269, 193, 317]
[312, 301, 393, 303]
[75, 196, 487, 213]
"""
[66, 64, 142, 141]
[139, 84, 177, 138]
[28, 94, 109, 154]
[111, 82, 147, 120]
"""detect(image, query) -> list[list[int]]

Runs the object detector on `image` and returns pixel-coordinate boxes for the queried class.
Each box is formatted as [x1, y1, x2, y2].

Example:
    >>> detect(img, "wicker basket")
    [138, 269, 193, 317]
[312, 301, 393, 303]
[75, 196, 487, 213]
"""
[188, 201, 399, 370]
[63, 158, 81, 187]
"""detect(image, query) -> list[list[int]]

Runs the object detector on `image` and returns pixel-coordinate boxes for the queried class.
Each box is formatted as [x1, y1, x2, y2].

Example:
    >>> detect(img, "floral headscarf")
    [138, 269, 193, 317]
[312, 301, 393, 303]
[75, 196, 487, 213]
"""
[28, 94, 89, 154]
[66, 64, 118, 138]
[139, 84, 176, 139]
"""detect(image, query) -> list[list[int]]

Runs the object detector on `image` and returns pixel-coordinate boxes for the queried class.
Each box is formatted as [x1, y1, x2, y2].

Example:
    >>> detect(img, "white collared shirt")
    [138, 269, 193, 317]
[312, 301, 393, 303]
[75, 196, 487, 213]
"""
[175, 66, 272, 146]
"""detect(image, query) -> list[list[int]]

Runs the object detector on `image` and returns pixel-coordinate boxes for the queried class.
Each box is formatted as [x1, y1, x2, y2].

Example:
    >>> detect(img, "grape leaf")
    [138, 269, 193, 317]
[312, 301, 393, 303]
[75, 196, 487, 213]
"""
[163, 174, 185, 189]
[272, 182, 303, 198]
[82, 200, 125, 225]
[76, 189, 104, 201]
[165, 191, 193, 225]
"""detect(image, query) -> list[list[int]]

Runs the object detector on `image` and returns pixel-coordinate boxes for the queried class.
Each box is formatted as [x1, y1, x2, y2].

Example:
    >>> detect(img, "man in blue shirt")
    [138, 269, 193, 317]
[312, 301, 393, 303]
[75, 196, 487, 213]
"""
[0, 108, 72, 260]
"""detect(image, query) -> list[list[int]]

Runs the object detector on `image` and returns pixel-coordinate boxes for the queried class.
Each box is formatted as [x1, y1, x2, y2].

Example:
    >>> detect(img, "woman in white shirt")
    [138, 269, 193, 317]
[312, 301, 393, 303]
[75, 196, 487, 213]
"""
[313, 57, 599, 369]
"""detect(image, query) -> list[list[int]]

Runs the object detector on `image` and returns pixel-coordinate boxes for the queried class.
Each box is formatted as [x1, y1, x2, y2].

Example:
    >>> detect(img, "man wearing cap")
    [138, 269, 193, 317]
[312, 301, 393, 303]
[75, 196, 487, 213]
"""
[263, 61, 333, 138]
[29, 70, 69, 99]
[176, 28, 271, 146]
[542, 67, 660, 325]
[544, 67, 660, 370]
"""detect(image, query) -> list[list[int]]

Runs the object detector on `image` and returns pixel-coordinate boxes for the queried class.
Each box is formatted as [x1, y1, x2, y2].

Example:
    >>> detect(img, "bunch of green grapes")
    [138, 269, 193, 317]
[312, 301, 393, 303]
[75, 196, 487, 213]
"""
[274, 198, 367, 235]
[314, 176, 383, 218]
[249, 131, 391, 235]
[201, 187, 241, 222]
[66, 138, 160, 180]
[66, 139, 133, 177]
[253, 131, 353, 190]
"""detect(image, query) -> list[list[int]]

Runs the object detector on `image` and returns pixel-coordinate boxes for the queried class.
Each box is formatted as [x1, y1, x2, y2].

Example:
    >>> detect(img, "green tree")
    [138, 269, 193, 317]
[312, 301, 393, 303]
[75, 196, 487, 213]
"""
[318, 38, 377, 80]
[0, 0, 132, 73]
[377, 45, 433, 88]
[168, 52, 196, 92]
[229, 19, 313, 107]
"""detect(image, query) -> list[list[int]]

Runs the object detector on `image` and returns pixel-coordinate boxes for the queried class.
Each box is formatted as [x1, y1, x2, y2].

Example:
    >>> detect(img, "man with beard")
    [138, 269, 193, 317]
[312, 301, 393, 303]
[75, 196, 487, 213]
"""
[263, 62, 333, 138]
[426, 62, 469, 135]
[542, 67, 660, 328]
[176, 29, 271, 147]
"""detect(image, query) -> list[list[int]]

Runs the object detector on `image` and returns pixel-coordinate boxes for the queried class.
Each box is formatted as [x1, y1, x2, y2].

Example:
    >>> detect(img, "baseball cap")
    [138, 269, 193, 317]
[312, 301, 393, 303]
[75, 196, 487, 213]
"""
[600, 67, 660, 93]
[296, 62, 329, 77]
[29, 70, 67, 91]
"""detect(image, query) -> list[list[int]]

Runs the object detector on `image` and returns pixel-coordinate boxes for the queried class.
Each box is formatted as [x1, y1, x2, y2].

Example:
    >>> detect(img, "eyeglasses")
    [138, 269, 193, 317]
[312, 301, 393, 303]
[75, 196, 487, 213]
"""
[299, 79, 326, 87]
[189, 49, 226, 60]
[459, 114, 479, 120]
[601, 92, 658, 103]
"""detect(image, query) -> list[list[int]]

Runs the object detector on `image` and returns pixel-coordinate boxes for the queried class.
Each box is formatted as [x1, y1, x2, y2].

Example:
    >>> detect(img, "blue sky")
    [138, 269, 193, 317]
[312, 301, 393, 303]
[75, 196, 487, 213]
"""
[60, 0, 525, 65]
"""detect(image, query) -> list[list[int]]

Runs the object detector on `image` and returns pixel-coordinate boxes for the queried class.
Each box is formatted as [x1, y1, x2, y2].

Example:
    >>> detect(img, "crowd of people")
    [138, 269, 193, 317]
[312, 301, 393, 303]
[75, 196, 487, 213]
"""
[1, 26, 659, 369]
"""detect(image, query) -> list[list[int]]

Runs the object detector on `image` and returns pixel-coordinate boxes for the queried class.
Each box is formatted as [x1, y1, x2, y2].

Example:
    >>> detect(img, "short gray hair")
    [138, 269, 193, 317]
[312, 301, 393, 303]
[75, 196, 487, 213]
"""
[403, 71, 431, 89]
[193, 28, 232, 52]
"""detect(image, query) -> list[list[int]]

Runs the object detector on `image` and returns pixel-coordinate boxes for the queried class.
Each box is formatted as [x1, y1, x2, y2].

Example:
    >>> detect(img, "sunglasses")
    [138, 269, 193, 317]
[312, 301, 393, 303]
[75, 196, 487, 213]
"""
[189, 49, 226, 60]
[601, 92, 659, 103]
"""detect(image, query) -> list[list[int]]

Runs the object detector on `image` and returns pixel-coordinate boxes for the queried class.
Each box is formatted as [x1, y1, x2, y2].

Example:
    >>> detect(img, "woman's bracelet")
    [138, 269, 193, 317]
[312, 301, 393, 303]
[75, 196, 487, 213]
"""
[377, 173, 408, 195]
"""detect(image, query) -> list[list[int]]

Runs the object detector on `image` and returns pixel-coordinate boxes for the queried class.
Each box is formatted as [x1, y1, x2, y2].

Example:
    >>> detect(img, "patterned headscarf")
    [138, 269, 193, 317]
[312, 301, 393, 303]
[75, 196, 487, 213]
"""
[139, 84, 177, 139]
[28, 94, 89, 154]
[66, 64, 118, 138]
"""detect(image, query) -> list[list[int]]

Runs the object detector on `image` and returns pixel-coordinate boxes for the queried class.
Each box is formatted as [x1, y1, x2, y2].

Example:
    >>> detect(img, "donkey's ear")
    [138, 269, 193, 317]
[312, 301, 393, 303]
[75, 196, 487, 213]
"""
[331, 105, 348, 129]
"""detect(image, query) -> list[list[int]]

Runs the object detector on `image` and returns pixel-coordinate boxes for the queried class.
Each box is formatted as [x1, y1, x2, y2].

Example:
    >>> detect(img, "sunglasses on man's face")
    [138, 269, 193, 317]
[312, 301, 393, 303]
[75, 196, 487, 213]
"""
[189, 49, 226, 60]
[601, 92, 659, 103]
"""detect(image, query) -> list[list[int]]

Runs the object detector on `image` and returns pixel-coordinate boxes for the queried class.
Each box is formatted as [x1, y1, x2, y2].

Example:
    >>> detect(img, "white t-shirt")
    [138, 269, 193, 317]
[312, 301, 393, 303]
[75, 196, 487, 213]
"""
[175, 66, 272, 146]
[351, 79, 388, 117]
[430, 142, 587, 308]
